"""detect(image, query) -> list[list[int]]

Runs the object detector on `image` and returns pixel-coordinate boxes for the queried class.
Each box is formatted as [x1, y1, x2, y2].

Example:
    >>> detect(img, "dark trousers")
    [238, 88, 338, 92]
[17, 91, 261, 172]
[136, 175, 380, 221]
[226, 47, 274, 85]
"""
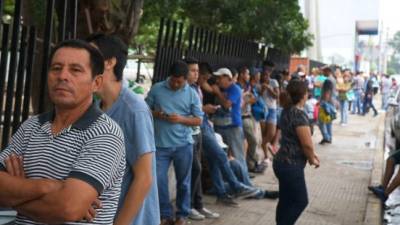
[191, 134, 203, 210]
[273, 161, 308, 225]
[363, 95, 377, 115]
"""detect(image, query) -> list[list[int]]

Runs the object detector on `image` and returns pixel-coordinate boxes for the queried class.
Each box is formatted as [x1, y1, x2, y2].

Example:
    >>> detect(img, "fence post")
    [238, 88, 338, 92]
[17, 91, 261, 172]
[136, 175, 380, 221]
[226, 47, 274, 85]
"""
[38, 0, 54, 113]
[2, 0, 23, 149]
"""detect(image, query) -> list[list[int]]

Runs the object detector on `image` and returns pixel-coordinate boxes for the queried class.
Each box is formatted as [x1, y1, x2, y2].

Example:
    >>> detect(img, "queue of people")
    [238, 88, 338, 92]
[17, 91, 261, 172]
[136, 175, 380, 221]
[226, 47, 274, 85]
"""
[0, 34, 328, 225]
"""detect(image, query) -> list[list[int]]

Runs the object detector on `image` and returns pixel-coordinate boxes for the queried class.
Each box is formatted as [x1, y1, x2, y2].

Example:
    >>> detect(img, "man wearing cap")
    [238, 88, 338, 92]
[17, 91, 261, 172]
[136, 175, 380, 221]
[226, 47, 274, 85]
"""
[211, 67, 253, 186]
[146, 60, 203, 225]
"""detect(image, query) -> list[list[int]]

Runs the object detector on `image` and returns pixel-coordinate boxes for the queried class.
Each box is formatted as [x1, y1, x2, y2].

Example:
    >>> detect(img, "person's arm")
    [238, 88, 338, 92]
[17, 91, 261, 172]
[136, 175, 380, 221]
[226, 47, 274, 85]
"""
[0, 170, 61, 207]
[15, 178, 99, 223]
[296, 126, 319, 168]
[114, 153, 153, 225]
[211, 85, 232, 109]
[167, 114, 202, 126]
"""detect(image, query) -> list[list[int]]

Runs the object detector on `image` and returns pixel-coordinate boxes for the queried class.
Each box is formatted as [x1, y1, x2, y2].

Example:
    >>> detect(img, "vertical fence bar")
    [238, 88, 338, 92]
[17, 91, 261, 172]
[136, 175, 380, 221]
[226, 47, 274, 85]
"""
[0, 24, 10, 130]
[70, 0, 78, 38]
[2, 0, 22, 148]
[0, 0, 3, 23]
[22, 27, 36, 122]
[12, 26, 28, 133]
[38, 0, 54, 113]
[153, 18, 165, 83]
[187, 25, 194, 51]
[193, 27, 199, 52]
[177, 22, 184, 57]
[58, 0, 68, 41]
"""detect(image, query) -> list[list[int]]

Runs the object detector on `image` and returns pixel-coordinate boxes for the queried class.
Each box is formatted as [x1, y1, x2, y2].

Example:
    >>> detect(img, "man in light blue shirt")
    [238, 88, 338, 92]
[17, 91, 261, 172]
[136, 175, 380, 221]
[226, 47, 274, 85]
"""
[146, 60, 203, 225]
[88, 34, 160, 225]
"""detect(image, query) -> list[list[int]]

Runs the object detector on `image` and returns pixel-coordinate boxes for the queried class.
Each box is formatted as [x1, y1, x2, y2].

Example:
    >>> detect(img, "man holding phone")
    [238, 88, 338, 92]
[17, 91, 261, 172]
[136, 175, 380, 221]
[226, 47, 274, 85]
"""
[146, 60, 203, 225]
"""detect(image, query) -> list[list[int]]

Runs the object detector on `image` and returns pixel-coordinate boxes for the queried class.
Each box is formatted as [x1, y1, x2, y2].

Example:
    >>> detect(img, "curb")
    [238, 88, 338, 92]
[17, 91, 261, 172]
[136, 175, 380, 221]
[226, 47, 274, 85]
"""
[363, 113, 385, 225]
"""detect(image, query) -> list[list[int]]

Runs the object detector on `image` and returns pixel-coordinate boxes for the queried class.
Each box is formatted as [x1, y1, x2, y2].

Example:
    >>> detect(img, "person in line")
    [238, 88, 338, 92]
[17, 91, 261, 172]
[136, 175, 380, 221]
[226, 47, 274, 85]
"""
[260, 61, 280, 164]
[274, 79, 320, 225]
[318, 67, 336, 144]
[368, 150, 400, 202]
[145, 60, 203, 225]
[87, 34, 160, 225]
[184, 58, 220, 221]
[362, 76, 378, 117]
[0, 40, 126, 224]
[198, 63, 260, 207]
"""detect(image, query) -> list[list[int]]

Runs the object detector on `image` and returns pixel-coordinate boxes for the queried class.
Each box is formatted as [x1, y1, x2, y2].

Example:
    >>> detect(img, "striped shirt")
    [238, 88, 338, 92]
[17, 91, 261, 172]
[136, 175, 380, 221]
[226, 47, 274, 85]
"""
[0, 104, 126, 225]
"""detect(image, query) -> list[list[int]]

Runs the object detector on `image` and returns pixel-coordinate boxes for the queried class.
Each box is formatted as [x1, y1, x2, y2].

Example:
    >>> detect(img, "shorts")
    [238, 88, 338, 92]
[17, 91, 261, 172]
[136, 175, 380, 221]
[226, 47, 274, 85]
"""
[389, 150, 400, 164]
[265, 108, 277, 125]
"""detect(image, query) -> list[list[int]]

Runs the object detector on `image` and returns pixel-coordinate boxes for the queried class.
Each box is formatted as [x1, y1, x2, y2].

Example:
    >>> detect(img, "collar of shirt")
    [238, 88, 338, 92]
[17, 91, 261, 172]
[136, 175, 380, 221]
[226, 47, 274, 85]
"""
[38, 103, 103, 130]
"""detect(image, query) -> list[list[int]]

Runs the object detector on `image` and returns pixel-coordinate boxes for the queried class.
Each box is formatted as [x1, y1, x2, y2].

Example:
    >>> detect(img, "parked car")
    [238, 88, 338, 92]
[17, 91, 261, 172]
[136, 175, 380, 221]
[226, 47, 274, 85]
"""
[386, 85, 400, 150]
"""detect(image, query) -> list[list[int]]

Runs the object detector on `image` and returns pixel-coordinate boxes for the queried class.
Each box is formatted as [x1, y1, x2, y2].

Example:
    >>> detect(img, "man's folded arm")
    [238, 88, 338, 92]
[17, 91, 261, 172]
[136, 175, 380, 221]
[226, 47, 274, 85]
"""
[15, 177, 100, 224]
[0, 171, 60, 207]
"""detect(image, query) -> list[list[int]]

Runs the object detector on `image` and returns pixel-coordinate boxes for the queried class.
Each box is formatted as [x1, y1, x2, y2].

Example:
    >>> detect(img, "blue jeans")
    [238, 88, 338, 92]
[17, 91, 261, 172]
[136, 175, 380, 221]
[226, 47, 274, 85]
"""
[351, 90, 362, 114]
[201, 121, 243, 197]
[339, 100, 348, 124]
[318, 122, 332, 141]
[382, 92, 389, 110]
[214, 126, 252, 186]
[363, 95, 377, 115]
[273, 161, 308, 225]
[156, 144, 193, 219]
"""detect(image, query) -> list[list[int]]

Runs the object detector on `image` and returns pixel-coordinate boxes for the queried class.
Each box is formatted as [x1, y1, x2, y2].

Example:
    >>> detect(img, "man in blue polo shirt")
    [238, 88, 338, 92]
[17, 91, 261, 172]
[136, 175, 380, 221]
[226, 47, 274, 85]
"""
[87, 34, 160, 225]
[146, 60, 203, 225]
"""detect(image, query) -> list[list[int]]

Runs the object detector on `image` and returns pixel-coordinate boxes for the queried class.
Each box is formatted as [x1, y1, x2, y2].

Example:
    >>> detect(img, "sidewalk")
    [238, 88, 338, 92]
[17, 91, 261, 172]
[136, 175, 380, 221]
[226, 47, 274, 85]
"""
[190, 112, 384, 225]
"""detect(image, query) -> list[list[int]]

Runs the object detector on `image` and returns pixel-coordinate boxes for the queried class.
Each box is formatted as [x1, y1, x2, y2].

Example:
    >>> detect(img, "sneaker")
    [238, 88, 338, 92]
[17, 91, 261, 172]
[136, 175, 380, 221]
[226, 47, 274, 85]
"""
[234, 186, 259, 199]
[264, 190, 279, 199]
[188, 208, 205, 220]
[197, 208, 220, 219]
[319, 139, 327, 145]
[216, 195, 239, 207]
[368, 185, 388, 202]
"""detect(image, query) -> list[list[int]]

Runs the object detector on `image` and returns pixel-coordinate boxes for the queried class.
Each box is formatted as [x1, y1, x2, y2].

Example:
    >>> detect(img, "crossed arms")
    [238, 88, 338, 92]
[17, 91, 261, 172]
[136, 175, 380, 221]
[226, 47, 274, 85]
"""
[0, 154, 100, 224]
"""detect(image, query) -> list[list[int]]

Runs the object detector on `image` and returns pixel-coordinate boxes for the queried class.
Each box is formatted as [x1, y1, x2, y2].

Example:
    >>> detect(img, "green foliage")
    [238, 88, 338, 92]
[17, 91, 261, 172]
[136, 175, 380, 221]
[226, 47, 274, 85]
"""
[135, 0, 313, 54]
[4, 0, 14, 15]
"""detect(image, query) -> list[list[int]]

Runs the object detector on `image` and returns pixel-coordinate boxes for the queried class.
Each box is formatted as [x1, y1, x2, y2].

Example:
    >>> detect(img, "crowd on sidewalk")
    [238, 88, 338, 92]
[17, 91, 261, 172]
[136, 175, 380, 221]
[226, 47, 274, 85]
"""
[0, 34, 389, 225]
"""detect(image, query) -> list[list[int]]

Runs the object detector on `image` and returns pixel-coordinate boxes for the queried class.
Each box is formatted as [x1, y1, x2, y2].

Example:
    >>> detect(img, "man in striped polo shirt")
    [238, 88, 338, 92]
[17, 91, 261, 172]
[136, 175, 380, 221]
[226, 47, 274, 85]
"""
[0, 40, 126, 224]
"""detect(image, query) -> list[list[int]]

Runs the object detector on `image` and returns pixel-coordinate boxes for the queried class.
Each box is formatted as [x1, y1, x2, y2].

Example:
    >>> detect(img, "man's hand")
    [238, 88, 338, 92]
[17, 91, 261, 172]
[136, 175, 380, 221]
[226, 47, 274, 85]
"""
[211, 84, 221, 94]
[166, 113, 183, 123]
[203, 104, 218, 114]
[5, 154, 25, 178]
[83, 199, 102, 223]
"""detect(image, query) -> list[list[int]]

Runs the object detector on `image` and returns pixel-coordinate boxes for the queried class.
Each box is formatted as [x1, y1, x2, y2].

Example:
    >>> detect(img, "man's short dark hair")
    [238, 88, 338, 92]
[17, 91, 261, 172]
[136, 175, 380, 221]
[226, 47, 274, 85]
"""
[169, 60, 188, 78]
[184, 57, 199, 65]
[199, 62, 212, 76]
[86, 33, 128, 81]
[239, 66, 249, 75]
[49, 39, 105, 78]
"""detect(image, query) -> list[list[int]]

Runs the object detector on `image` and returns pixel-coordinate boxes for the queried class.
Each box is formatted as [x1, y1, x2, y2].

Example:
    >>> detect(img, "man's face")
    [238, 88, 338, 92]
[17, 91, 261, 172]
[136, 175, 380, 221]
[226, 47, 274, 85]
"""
[241, 69, 250, 82]
[216, 75, 231, 89]
[169, 75, 186, 91]
[48, 47, 101, 109]
[187, 64, 199, 84]
[263, 66, 273, 76]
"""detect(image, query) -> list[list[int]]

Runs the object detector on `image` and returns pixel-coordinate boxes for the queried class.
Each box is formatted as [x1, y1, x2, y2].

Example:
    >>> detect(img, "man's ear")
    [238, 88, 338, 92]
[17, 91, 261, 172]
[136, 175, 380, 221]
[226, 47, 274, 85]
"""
[104, 57, 117, 71]
[93, 75, 103, 92]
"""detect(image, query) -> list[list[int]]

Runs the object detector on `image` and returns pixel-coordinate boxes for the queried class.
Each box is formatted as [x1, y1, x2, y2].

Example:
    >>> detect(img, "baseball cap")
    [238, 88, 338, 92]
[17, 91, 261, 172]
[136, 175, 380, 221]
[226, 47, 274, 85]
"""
[213, 68, 233, 79]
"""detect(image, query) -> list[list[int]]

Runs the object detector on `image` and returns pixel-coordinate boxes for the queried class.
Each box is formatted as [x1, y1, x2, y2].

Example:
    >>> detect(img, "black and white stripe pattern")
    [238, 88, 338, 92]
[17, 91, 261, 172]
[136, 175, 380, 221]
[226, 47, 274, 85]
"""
[0, 113, 126, 225]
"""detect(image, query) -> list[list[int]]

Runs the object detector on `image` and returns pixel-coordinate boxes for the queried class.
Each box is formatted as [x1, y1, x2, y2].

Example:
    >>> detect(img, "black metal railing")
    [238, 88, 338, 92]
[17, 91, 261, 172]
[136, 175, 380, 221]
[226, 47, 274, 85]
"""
[152, 18, 271, 83]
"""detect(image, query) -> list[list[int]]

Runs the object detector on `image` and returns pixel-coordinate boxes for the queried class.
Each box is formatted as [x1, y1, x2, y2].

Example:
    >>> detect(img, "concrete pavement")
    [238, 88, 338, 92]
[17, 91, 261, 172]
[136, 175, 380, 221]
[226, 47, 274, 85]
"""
[190, 111, 384, 225]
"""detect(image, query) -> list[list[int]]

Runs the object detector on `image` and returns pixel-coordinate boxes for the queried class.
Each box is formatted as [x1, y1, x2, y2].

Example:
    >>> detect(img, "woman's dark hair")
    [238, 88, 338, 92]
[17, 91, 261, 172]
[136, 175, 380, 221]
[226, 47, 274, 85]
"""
[184, 57, 199, 65]
[49, 39, 105, 78]
[280, 79, 308, 109]
[86, 33, 128, 81]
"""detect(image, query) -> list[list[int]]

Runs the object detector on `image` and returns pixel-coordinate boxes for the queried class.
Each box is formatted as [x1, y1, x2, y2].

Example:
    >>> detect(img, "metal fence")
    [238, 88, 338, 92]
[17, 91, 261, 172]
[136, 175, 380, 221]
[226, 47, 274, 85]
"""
[152, 18, 271, 83]
[0, 0, 78, 149]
